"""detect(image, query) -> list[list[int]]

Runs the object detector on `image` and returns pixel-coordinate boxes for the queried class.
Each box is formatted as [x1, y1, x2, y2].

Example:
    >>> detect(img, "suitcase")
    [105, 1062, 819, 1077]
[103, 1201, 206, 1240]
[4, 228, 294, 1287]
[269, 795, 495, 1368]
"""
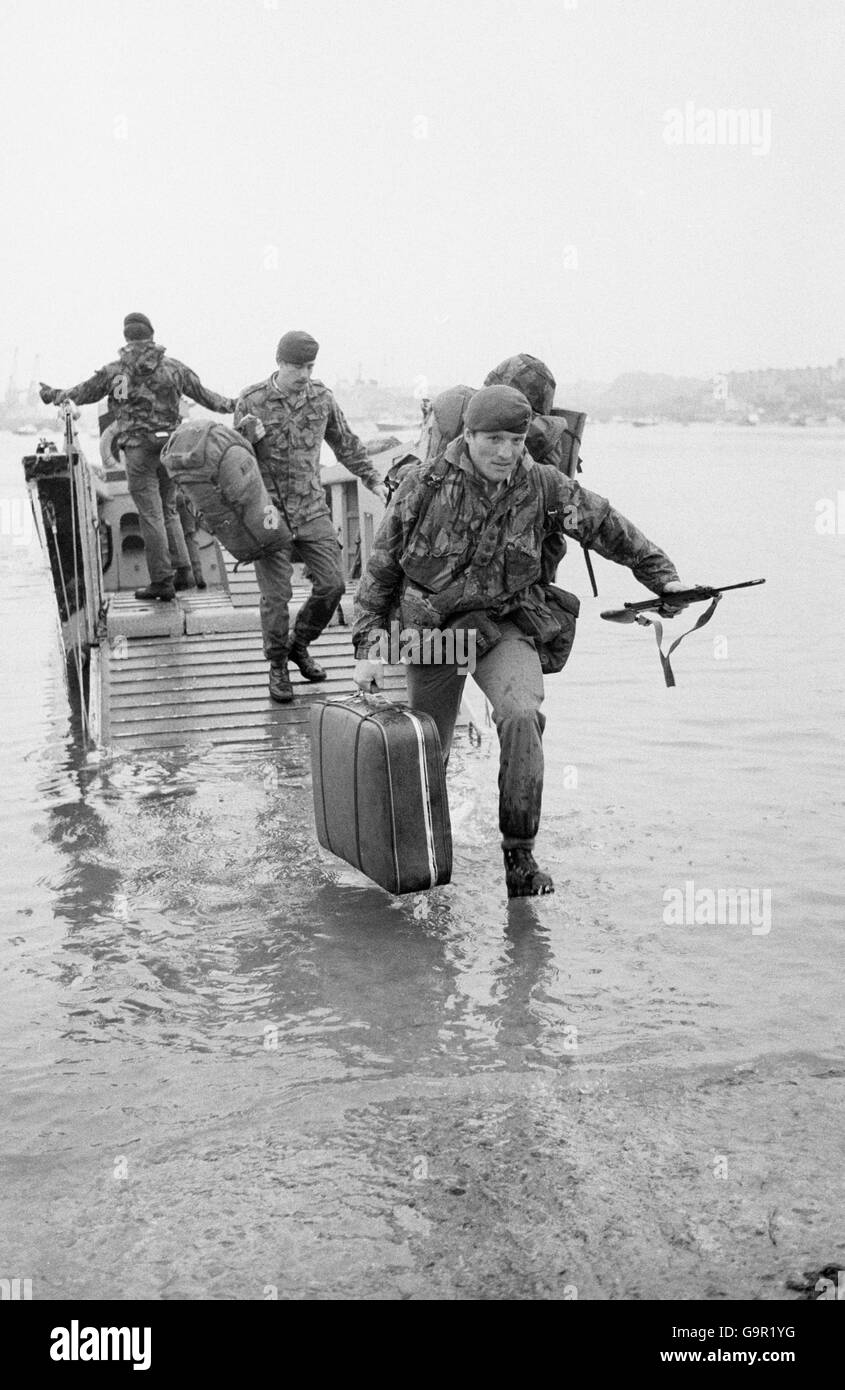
[310, 695, 452, 894]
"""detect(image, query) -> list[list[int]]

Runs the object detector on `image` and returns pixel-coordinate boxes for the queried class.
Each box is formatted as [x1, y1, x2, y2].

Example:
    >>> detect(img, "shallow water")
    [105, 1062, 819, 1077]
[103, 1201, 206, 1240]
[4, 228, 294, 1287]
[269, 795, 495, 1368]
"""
[1, 424, 843, 1298]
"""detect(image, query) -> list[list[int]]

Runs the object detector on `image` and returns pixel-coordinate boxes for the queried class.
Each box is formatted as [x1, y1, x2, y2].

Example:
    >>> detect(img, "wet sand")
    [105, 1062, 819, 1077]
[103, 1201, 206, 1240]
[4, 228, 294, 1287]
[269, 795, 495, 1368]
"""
[4, 1034, 842, 1299]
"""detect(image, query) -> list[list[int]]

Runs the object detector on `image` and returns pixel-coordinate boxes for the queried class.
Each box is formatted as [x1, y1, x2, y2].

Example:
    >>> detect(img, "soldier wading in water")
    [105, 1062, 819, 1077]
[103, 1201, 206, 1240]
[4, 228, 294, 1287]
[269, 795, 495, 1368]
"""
[234, 331, 387, 703]
[353, 385, 690, 899]
[39, 313, 235, 601]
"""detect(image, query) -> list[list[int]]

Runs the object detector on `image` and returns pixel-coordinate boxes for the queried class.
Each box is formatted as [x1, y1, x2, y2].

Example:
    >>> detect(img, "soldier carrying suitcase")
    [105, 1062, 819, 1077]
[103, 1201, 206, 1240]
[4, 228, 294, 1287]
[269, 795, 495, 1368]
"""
[352, 385, 691, 899]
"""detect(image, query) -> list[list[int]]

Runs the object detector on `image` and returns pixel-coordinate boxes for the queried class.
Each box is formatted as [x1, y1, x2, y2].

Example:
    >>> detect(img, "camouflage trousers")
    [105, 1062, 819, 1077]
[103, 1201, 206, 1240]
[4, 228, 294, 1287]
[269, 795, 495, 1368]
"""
[123, 439, 190, 584]
[253, 513, 345, 663]
[405, 621, 546, 849]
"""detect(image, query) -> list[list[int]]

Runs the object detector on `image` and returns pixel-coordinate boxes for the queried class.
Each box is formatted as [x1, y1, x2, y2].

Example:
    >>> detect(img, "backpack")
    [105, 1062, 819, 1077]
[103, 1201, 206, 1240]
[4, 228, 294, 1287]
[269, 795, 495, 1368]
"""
[162, 421, 289, 564]
[526, 408, 586, 473]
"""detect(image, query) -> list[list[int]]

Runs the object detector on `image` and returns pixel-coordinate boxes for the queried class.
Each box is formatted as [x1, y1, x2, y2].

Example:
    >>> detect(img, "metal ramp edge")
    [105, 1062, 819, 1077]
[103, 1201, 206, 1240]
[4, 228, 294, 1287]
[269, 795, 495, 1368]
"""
[104, 577, 350, 643]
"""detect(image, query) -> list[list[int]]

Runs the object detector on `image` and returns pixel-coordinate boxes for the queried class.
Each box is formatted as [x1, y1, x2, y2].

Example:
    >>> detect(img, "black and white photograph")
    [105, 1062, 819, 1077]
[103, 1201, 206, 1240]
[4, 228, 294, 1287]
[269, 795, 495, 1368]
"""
[1, 0, 842, 1343]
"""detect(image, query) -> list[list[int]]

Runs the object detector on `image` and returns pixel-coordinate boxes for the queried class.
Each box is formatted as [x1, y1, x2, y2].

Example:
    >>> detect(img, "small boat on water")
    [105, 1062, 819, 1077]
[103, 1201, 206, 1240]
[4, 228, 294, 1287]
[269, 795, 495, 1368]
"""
[22, 407, 411, 756]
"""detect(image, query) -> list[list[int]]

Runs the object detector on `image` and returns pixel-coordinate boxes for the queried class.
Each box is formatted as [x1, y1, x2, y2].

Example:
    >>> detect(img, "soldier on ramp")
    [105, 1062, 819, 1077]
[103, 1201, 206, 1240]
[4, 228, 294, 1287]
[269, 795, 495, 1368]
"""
[234, 331, 387, 704]
[39, 313, 235, 601]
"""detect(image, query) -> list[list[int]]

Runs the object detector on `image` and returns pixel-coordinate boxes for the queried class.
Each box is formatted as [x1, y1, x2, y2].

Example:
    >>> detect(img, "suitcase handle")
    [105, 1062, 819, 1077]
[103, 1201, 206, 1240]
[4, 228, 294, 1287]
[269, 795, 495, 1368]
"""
[355, 688, 392, 709]
[328, 690, 392, 710]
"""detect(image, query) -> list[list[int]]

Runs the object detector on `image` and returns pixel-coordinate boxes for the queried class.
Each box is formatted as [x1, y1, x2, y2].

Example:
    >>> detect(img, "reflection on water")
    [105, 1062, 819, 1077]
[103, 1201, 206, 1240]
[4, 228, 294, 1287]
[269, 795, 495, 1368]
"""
[31, 739, 572, 1078]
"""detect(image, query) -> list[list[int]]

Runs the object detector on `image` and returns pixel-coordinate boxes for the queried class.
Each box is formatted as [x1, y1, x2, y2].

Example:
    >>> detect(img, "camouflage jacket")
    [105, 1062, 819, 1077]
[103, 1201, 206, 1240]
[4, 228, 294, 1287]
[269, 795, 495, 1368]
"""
[233, 375, 381, 528]
[352, 439, 679, 658]
[52, 342, 235, 447]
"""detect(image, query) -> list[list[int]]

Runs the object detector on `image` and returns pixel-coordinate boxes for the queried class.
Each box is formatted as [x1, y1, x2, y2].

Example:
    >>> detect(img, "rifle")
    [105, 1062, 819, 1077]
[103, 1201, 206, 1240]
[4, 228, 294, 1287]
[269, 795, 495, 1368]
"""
[600, 579, 766, 686]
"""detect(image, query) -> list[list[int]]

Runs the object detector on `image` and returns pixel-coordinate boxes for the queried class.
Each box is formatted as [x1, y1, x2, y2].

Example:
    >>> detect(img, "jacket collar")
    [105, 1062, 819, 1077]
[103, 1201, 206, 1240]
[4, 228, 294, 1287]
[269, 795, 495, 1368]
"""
[267, 372, 314, 402]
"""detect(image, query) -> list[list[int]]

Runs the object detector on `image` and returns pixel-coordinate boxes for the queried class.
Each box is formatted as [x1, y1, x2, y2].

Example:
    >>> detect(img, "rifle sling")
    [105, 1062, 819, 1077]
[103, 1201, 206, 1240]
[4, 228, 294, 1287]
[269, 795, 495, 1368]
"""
[636, 593, 722, 687]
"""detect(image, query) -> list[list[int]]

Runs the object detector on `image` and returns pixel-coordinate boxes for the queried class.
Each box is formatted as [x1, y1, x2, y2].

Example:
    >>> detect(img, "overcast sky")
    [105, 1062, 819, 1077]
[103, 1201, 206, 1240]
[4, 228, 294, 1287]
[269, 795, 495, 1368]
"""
[1, 0, 842, 394]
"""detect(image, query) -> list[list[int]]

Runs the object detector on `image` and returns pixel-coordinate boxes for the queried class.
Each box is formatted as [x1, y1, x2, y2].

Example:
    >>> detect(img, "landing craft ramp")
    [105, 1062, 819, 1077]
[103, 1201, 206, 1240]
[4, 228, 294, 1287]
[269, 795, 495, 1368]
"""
[26, 409, 481, 758]
[99, 565, 407, 753]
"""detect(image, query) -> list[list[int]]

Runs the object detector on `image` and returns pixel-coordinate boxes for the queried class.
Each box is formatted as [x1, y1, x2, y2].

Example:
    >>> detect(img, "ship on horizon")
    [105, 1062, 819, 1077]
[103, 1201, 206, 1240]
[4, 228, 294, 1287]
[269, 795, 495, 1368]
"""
[1, 351, 58, 434]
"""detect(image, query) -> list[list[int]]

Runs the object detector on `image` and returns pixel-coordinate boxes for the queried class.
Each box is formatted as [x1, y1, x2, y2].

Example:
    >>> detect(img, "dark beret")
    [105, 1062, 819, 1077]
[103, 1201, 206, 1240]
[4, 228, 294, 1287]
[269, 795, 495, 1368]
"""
[464, 385, 532, 433]
[276, 331, 319, 365]
[123, 312, 154, 341]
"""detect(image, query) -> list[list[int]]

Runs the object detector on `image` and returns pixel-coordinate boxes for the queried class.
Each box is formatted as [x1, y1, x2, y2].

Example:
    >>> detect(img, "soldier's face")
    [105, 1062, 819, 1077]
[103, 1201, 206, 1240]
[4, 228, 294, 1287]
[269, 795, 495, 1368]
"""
[275, 361, 314, 392]
[465, 430, 527, 482]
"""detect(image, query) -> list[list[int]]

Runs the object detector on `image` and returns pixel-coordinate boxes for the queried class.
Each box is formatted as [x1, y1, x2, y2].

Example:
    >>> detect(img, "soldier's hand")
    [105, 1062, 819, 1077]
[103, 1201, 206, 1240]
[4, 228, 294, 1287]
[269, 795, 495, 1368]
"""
[657, 580, 693, 617]
[39, 382, 57, 405]
[354, 659, 384, 692]
[236, 413, 266, 444]
[370, 482, 388, 504]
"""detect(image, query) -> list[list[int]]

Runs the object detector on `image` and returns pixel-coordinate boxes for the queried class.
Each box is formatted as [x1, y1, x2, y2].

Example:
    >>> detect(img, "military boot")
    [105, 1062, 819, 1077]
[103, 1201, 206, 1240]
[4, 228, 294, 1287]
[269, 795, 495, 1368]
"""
[174, 566, 196, 591]
[503, 848, 555, 898]
[268, 663, 294, 704]
[288, 642, 327, 683]
[134, 580, 176, 602]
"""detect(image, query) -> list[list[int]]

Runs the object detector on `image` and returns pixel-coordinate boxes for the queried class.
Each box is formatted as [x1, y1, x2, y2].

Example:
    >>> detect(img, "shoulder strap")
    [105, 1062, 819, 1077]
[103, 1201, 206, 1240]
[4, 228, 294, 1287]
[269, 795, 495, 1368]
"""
[404, 450, 452, 540]
[536, 459, 561, 528]
[424, 451, 452, 485]
[535, 461, 599, 597]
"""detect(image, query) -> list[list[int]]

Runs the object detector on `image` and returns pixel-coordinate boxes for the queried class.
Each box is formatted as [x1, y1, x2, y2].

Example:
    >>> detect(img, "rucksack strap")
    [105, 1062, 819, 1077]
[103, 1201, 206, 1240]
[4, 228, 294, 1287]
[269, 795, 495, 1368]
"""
[581, 546, 598, 597]
[536, 462, 598, 595]
[536, 458, 561, 528]
[405, 451, 452, 536]
[425, 452, 453, 485]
